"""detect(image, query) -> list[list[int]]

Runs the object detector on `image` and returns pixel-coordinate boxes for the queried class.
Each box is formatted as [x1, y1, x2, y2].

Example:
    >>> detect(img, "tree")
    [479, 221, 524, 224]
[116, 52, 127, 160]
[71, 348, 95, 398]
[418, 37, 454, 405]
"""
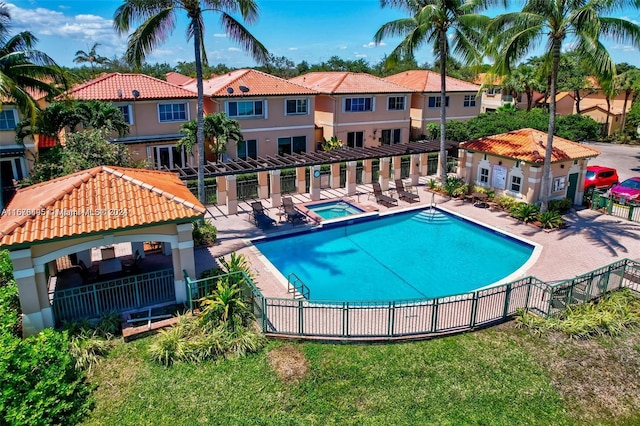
[178, 112, 243, 163]
[615, 68, 640, 142]
[114, 0, 269, 204]
[28, 129, 132, 183]
[491, 1, 640, 212]
[0, 3, 66, 121]
[74, 100, 129, 137]
[73, 43, 109, 71]
[374, 0, 491, 184]
[502, 64, 543, 111]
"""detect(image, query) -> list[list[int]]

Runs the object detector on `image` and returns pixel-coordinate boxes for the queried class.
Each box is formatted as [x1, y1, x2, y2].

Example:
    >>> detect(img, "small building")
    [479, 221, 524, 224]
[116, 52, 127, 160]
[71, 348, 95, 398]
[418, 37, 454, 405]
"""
[0, 166, 205, 336]
[458, 128, 600, 205]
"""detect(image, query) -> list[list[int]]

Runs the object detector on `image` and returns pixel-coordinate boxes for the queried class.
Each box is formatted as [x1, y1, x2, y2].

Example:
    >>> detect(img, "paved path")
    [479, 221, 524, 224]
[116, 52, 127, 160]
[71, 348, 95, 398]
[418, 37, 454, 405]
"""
[194, 179, 640, 298]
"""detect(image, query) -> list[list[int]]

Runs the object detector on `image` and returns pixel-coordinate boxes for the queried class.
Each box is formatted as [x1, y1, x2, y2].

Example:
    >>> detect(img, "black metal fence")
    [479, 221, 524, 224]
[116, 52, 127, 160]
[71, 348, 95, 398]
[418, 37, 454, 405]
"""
[185, 259, 639, 341]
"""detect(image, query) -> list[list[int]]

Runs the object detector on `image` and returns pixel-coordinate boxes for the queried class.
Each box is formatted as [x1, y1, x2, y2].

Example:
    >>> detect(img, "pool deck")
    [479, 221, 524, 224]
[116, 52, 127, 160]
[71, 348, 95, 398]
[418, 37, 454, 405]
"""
[194, 178, 640, 300]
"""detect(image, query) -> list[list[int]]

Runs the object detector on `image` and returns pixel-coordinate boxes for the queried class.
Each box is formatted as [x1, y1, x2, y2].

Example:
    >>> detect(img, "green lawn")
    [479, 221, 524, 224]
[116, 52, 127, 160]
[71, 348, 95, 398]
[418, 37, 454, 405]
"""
[81, 323, 615, 426]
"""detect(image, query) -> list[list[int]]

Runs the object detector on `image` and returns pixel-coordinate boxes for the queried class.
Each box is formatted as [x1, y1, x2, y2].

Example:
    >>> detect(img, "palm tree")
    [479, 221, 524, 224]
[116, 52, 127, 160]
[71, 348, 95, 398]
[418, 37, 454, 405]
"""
[0, 3, 66, 122]
[178, 112, 243, 163]
[502, 64, 543, 111]
[114, 0, 268, 204]
[490, 1, 640, 212]
[73, 43, 109, 71]
[615, 68, 640, 142]
[74, 100, 130, 138]
[374, 0, 494, 183]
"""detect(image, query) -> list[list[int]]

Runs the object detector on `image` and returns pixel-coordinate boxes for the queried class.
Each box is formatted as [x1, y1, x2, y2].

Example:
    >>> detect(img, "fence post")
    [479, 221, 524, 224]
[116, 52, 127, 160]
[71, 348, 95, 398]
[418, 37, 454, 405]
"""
[470, 292, 479, 328]
[262, 297, 267, 333]
[388, 301, 395, 337]
[92, 284, 100, 316]
[431, 299, 439, 333]
[134, 274, 141, 307]
[607, 198, 613, 215]
[298, 299, 304, 336]
[343, 302, 349, 338]
[503, 284, 512, 318]
[524, 279, 532, 309]
[629, 205, 634, 221]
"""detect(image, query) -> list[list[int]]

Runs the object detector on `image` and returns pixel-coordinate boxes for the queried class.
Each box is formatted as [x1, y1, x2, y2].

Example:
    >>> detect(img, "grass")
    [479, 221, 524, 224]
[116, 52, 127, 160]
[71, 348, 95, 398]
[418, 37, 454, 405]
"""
[80, 290, 640, 425]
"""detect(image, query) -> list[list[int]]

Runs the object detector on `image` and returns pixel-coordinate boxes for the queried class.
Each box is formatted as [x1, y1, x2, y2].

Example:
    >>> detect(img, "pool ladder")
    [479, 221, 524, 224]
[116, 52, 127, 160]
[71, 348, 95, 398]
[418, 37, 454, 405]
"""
[287, 273, 310, 300]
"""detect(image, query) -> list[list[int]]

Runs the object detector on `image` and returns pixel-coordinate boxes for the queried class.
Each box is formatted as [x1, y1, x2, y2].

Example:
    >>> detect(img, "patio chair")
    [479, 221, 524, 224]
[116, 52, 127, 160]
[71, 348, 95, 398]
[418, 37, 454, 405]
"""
[78, 259, 99, 282]
[122, 250, 143, 274]
[394, 179, 420, 203]
[251, 201, 276, 228]
[371, 182, 398, 207]
[282, 197, 307, 224]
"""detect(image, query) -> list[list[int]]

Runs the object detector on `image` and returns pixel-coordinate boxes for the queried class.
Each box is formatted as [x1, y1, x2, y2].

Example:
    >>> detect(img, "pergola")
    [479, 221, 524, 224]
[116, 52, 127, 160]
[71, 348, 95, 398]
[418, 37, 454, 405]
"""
[173, 140, 458, 213]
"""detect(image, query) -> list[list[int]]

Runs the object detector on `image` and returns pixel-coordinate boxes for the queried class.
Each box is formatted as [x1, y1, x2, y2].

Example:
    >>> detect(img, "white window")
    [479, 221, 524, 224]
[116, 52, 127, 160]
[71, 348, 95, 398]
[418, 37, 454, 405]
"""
[154, 145, 188, 169]
[116, 105, 133, 125]
[347, 131, 364, 148]
[227, 100, 264, 118]
[486, 87, 500, 96]
[277, 136, 306, 155]
[0, 157, 24, 181]
[553, 177, 566, 192]
[158, 103, 188, 122]
[428, 96, 449, 108]
[0, 109, 17, 130]
[380, 129, 401, 145]
[479, 167, 489, 184]
[237, 139, 257, 160]
[510, 175, 522, 192]
[463, 95, 476, 108]
[285, 99, 308, 115]
[387, 96, 405, 111]
[345, 97, 373, 112]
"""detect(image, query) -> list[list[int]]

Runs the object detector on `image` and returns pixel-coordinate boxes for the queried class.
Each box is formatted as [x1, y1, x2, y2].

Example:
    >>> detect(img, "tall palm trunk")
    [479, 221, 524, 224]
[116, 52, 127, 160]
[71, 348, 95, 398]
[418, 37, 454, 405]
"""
[526, 87, 533, 111]
[193, 13, 206, 204]
[540, 39, 561, 213]
[621, 89, 631, 143]
[574, 90, 582, 114]
[604, 97, 611, 138]
[438, 30, 447, 183]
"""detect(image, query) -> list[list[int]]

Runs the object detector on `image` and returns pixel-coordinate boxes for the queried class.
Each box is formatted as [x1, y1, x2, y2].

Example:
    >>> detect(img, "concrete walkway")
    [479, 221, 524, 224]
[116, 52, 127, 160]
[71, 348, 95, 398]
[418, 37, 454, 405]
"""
[194, 178, 640, 299]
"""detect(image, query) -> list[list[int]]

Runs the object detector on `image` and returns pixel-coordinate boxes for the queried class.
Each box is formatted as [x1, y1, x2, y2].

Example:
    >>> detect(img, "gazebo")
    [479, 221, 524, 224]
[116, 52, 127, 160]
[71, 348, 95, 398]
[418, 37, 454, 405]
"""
[0, 166, 205, 336]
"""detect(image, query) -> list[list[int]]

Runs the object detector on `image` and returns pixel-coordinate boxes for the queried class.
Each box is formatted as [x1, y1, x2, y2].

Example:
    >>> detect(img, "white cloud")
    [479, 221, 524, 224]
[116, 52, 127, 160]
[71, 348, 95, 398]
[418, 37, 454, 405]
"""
[228, 47, 241, 52]
[611, 44, 635, 52]
[213, 33, 227, 38]
[288, 47, 298, 51]
[363, 41, 384, 48]
[354, 52, 367, 58]
[338, 45, 348, 50]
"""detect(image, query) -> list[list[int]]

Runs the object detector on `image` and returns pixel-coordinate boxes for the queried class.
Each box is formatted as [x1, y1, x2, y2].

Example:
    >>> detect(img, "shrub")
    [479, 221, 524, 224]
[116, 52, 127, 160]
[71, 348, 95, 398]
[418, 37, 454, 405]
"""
[548, 198, 572, 214]
[199, 267, 225, 280]
[442, 176, 466, 197]
[68, 332, 113, 372]
[444, 120, 471, 142]
[95, 310, 122, 337]
[495, 195, 517, 211]
[538, 211, 565, 229]
[192, 220, 217, 247]
[510, 202, 540, 223]
[555, 114, 600, 141]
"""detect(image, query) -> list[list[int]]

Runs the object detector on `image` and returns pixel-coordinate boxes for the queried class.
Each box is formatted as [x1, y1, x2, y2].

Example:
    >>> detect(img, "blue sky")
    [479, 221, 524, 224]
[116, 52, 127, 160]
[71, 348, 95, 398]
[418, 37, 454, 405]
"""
[6, 1, 640, 69]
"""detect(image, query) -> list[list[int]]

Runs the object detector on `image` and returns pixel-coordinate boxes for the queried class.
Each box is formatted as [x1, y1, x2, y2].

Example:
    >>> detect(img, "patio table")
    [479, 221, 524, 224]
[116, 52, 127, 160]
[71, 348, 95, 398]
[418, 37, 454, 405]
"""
[99, 258, 122, 275]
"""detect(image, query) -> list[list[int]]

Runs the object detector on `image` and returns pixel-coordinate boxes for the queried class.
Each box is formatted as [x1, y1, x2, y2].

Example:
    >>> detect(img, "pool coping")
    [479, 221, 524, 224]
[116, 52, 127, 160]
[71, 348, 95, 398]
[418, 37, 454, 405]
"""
[246, 202, 542, 302]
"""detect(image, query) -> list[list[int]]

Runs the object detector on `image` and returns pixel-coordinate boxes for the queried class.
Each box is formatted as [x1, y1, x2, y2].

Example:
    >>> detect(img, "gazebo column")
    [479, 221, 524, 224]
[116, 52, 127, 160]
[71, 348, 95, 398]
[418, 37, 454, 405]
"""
[330, 163, 341, 189]
[257, 171, 269, 199]
[392, 156, 402, 181]
[76, 249, 92, 266]
[309, 165, 321, 201]
[173, 223, 196, 303]
[379, 157, 390, 190]
[296, 166, 306, 194]
[216, 175, 227, 205]
[270, 170, 282, 207]
[420, 153, 429, 177]
[462, 151, 473, 184]
[409, 154, 420, 186]
[11, 249, 52, 336]
[345, 161, 357, 196]
[362, 159, 373, 184]
[226, 175, 238, 214]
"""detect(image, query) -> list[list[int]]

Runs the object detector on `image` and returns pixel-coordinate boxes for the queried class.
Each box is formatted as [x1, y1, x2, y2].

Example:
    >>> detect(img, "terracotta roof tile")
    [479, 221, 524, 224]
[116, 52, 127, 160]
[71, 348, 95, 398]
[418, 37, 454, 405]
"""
[165, 72, 196, 86]
[460, 128, 600, 164]
[65, 73, 197, 101]
[385, 70, 480, 92]
[0, 167, 205, 248]
[290, 72, 414, 94]
[180, 69, 316, 97]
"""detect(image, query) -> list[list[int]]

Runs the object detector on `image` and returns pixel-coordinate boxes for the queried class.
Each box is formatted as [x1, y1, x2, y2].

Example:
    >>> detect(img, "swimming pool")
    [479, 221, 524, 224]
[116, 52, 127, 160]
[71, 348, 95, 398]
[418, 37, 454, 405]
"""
[254, 208, 536, 301]
[306, 200, 365, 220]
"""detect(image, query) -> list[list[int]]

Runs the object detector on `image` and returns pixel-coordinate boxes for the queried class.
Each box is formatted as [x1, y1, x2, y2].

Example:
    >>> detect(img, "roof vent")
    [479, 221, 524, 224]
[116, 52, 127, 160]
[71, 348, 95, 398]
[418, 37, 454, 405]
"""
[132, 89, 140, 98]
[239, 85, 249, 93]
[117, 89, 123, 98]
[227, 87, 234, 94]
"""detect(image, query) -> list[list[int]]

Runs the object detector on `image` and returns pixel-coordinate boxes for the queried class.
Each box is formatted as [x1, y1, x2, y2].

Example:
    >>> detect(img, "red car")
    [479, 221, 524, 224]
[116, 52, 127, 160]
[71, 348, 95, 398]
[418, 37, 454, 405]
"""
[610, 177, 640, 202]
[585, 166, 619, 191]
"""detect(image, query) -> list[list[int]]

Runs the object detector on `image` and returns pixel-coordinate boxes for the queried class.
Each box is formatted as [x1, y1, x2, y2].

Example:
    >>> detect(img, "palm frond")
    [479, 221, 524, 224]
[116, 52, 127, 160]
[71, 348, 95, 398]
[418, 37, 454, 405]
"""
[125, 8, 176, 68]
[219, 12, 268, 64]
[598, 16, 640, 47]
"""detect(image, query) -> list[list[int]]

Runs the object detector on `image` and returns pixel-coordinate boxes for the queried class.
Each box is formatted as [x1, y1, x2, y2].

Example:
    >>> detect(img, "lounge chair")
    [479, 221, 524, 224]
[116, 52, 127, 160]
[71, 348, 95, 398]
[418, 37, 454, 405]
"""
[78, 259, 99, 282]
[282, 197, 307, 224]
[394, 179, 420, 203]
[122, 250, 143, 273]
[251, 201, 276, 228]
[372, 182, 398, 207]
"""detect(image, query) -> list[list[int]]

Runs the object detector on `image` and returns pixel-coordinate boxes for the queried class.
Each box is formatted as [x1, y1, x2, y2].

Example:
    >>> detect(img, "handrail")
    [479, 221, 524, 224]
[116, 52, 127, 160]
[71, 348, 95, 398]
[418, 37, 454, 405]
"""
[287, 272, 310, 300]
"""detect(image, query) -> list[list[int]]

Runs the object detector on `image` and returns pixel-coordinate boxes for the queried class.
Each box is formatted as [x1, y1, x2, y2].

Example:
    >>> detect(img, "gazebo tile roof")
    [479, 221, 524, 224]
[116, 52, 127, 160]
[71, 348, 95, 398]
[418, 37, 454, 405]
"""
[0, 166, 205, 248]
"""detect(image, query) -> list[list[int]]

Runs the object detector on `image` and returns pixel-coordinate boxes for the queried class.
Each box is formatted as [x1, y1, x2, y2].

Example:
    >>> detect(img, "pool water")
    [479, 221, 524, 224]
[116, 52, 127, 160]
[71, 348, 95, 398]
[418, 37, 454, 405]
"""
[254, 208, 534, 301]
[307, 201, 364, 220]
